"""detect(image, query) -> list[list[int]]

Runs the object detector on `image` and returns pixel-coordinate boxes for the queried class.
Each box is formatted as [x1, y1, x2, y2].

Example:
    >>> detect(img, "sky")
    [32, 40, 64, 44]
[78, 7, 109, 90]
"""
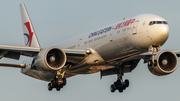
[0, 0, 180, 101]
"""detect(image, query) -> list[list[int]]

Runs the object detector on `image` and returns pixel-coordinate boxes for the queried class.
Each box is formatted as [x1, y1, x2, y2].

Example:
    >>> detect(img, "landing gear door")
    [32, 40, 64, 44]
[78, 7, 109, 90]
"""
[132, 20, 139, 35]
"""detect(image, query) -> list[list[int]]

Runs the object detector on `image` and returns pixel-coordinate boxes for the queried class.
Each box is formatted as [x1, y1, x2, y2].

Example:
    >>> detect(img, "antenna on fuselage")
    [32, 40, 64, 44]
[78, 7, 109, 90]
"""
[123, 17, 128, 20]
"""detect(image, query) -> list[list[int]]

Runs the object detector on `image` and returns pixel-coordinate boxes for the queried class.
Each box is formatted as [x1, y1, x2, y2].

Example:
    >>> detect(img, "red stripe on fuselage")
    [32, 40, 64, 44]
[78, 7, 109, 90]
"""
[24, 22, 33, 47]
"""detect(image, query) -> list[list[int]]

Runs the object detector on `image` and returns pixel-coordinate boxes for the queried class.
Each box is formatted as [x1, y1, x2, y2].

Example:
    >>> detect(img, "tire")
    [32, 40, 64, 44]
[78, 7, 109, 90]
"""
[113, 82, 118, 89]
[62, 78, 66, 86]
[118, 88, 123, 93]
[56, 86, 61, 91]
[110, 85, 115, 93]
[59, 84, 63, 88]
[122, 85, 126, 90]
[125, 79, 129, 87]
[48, 83, 53, 91]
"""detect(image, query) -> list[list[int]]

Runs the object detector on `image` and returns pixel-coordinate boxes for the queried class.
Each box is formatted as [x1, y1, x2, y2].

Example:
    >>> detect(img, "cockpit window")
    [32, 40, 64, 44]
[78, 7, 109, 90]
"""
[149, 21, 153, 25]
[157, 21, 162, 24]
[153, 21, 156, 24]
[149, 21, 168, 25]
[162, 21, 168, 24]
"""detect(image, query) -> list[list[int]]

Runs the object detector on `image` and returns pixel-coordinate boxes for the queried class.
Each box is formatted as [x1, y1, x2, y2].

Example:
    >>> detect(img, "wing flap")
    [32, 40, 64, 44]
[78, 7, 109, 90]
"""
[3, 51, 21, 60]
[0, 45, 41, 59]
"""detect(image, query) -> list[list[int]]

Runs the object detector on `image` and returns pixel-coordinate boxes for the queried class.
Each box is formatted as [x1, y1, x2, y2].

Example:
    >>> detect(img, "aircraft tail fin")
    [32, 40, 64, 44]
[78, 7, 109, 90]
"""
[20, 3, 40, 47]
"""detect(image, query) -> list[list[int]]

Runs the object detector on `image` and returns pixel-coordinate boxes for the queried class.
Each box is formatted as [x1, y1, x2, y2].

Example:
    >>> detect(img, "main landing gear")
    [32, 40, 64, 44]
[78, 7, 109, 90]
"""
[48, 67, 68, 91]
[48, 78, 66, 91]
[110, 64, 129, 93]
[110, 75, 129, 93]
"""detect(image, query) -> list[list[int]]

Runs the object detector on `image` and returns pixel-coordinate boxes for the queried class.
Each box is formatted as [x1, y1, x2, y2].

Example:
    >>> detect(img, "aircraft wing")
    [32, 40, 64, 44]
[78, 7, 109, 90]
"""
[172, 50, 180, 57]
[0, 44, 86, 57]
[0, 44, 87, 68]
[101, 50, 180, 77]
[122, 50, 180, 63]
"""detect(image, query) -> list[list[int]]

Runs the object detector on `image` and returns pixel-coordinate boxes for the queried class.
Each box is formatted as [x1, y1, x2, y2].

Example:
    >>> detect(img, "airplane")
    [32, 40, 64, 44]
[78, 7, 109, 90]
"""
[0, 2, 178, 93]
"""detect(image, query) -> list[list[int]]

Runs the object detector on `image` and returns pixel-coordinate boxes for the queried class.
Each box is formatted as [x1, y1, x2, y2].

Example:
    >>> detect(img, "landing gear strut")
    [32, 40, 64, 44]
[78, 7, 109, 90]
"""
[47, 65, 70, 91]
[148, 46, 161, 66]
[110, 64, 129, 93]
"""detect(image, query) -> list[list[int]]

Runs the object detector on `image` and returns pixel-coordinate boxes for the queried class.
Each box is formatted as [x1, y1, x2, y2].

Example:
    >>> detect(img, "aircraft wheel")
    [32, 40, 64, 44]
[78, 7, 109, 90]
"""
[56, 86, 61, 91]
[110, 85, 115, 92]
[118, 88, 123, 93]
[125, 79, 129, 87]
[59, 84, 63, 88]
[62, 78, 66, 86]
[48, 83, 53, 91]
[52, 79, 57, 86]
[122, 85, 126, 90]
[113, 82, 118, 89]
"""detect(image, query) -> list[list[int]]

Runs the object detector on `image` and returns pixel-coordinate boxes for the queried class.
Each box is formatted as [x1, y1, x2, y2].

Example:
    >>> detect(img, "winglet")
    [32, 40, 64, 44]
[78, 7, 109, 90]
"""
[20, 3, 40, 47]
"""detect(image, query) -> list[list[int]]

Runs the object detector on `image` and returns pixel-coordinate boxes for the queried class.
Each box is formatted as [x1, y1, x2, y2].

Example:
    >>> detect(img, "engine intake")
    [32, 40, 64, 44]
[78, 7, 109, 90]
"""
[148, 50, 178, 76]
[34, 47, 66, 72]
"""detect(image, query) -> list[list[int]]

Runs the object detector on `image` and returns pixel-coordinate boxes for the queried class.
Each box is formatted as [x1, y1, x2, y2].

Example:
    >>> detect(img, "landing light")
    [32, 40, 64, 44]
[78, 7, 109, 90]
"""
[86, 49, 91, 54]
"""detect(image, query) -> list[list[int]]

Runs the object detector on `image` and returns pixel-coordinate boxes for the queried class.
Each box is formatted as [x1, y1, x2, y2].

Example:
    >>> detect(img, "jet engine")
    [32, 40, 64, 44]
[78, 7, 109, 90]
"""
[34, 47, 67, 72]
[148, 50, 178, 76]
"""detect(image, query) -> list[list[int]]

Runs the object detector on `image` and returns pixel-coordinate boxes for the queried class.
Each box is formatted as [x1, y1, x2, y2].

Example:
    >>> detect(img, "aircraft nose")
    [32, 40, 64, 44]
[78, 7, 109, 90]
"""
[158, 25, 169, 38]
[156, 25, 169, 46]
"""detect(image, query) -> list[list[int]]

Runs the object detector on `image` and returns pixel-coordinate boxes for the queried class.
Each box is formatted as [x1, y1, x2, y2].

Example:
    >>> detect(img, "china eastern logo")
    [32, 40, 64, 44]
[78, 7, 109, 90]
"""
[24, 22, 34, 46]
[88, 26, 112, 38]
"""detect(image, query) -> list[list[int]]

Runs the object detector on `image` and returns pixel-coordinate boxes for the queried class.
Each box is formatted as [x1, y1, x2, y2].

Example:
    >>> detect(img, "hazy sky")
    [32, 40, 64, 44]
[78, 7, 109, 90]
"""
[0, 0, 180, 101]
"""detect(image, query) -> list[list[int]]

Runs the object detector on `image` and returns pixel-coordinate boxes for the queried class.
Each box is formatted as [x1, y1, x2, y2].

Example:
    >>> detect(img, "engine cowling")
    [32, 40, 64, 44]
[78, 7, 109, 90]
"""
[34, 47, 67, 72]
[148, 50, 178, 76]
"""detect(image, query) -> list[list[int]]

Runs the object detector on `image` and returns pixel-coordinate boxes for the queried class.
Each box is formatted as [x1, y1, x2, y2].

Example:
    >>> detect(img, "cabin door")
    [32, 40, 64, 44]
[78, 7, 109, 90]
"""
[132, 20, 139, 35]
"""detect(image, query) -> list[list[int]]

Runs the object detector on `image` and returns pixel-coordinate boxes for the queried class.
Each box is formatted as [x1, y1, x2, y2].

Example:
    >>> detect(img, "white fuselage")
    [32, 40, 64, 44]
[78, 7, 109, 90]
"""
[23, 14, 169, 81]
[56, 14, 169, 62]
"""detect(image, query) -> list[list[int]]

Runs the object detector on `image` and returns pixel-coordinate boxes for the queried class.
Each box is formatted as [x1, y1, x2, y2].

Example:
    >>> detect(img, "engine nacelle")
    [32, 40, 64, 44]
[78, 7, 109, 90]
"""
[148, 50, 178, 76]
[34, 47, 66, 72]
